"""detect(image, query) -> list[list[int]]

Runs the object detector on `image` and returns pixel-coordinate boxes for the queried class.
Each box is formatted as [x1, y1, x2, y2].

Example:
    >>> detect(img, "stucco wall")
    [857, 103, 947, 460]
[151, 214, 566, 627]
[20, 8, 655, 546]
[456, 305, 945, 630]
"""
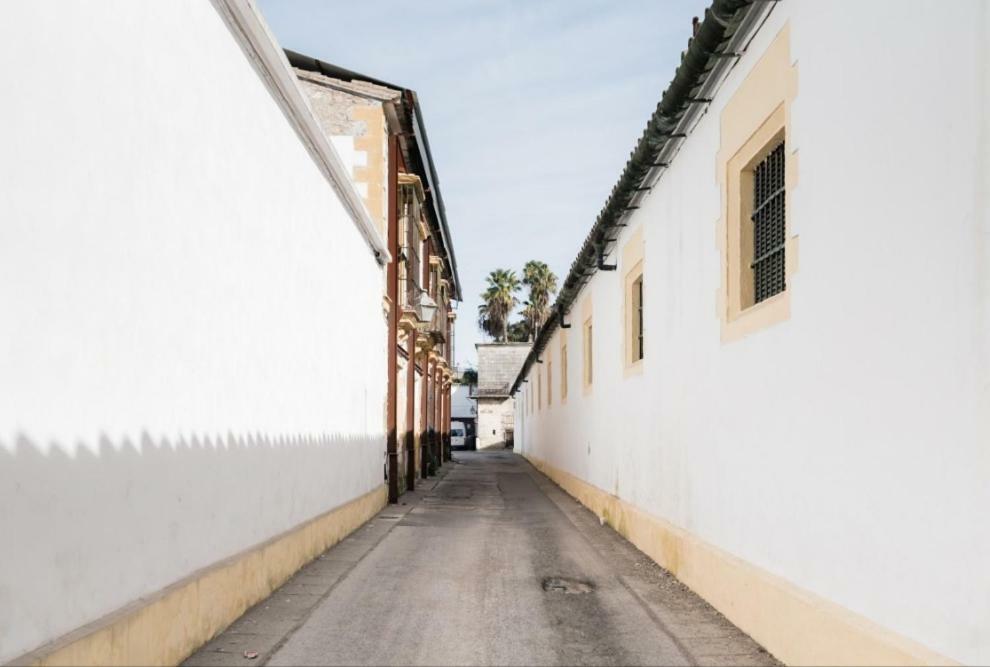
[477, 397, 514, 449]
[517, 2, 990, 664]
[0, 1, 387, 662]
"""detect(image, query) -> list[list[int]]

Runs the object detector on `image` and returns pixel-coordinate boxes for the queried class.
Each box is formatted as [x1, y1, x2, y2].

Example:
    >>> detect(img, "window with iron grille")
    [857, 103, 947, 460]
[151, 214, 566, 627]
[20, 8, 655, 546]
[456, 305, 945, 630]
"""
[751, 141, 786, 303]
[633, 275, 644, 361]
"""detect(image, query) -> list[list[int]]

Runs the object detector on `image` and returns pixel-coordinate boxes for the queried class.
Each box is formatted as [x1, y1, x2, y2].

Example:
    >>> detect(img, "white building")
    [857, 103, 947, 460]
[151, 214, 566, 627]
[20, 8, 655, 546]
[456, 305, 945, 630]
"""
[476, 343, 531, 449]
[513, 1, 990, 665]
[0, 1, 391, 664]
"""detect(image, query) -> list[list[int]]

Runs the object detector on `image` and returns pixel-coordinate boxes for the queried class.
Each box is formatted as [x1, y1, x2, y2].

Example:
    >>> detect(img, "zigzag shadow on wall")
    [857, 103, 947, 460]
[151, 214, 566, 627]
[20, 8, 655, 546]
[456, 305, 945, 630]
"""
[0, 428, 385, 664]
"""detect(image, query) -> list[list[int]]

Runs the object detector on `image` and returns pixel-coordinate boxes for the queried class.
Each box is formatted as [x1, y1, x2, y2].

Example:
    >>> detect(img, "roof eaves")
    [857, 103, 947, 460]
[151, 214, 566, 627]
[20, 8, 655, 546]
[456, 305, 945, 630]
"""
[408, 92, 462, 301]
[285, 50, 403, 91]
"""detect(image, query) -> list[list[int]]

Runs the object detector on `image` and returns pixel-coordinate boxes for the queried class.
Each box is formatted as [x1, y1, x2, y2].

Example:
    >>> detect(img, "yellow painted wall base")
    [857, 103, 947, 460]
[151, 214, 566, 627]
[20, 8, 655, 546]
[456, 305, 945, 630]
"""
[14, 486, 387, 667]
[524, 455, 956, 667]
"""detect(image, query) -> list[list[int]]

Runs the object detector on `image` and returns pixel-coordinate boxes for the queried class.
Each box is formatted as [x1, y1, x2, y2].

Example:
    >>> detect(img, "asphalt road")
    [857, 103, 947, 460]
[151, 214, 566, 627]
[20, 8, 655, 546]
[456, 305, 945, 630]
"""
[186, 451, 777, 667]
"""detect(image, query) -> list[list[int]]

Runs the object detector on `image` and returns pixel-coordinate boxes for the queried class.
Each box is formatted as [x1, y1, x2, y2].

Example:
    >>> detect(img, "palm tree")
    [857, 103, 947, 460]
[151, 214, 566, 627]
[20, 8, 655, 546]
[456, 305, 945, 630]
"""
[478, 269, 520, 342]
[506, 319, 530, 342]
[477, 302, 493, 339]
[522, 260, 558, 339]
[517, 302, 538, 341]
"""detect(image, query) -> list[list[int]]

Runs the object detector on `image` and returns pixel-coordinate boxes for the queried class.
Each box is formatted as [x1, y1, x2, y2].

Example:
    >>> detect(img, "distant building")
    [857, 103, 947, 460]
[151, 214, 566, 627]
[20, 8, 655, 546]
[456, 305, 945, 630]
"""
[475, 343, 530, 449]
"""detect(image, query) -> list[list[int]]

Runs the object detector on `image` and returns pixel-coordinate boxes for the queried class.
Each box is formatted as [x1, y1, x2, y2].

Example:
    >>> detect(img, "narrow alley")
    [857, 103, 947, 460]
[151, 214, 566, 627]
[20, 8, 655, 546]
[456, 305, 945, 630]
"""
[4, 1, 988, 665]
[186, 452, 776, 667]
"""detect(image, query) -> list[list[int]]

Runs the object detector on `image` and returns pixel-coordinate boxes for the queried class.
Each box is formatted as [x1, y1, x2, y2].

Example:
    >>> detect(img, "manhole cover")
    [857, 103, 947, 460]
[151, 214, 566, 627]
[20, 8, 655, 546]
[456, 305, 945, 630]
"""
[542, 577, 594, 594]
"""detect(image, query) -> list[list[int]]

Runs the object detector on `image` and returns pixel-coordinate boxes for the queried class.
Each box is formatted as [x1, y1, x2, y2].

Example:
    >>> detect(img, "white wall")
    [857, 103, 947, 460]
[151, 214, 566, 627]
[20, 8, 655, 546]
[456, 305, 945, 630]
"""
[477, 397, 513, 449]
[451, 383, 476, 421]
[0, 1, 386, 661]
[517, 2, 990, 664]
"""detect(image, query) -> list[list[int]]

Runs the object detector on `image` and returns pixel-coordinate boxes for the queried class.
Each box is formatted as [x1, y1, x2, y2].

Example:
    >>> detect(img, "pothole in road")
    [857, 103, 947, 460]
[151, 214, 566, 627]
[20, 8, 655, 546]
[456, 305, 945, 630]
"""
[542, 576, 595, 594]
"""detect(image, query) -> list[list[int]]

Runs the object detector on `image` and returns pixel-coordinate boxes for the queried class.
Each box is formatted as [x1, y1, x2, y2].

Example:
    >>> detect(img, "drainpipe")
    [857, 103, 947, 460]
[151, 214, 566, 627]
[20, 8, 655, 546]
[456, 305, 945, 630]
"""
[386, 134, 399, 504]
[444, 382, 451, 461]
[420, 237, 432, 479]
[445, 315, 453, 461]
[405, 326, 417, 492]
[433, 363, 441, 470]
[420, 352, 429, 479]
[440, 377, 447, 462]
[430, 356, 438, 473]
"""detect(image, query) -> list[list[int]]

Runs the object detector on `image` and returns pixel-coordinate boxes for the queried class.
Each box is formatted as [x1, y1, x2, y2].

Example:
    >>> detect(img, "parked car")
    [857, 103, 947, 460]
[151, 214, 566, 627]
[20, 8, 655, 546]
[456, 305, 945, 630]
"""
[450, 420, 471, 450]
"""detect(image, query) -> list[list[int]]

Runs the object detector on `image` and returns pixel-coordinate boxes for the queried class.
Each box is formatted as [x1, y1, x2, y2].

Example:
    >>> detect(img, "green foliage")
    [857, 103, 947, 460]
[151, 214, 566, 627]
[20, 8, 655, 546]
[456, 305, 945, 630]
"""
[521, 260, 558, 340]
[478, 269, 520, 343]
[506, 320, 530, 342]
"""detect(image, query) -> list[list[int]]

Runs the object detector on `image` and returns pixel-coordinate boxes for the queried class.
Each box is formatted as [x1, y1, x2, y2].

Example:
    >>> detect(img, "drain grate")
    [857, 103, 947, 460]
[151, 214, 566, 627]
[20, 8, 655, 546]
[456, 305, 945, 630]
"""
[542, 577, 594, 594]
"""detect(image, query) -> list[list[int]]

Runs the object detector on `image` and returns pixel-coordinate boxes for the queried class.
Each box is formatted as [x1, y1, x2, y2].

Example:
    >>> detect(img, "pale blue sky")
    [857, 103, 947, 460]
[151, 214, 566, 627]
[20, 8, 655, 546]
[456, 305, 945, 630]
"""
[258, 0, 709, 369]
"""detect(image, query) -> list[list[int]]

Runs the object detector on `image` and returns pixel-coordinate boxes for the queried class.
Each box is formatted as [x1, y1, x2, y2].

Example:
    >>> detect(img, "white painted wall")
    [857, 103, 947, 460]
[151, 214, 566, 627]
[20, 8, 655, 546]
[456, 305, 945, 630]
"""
[517, 2, 990, 664]
[451, 383, 476, 421]
[331, 136, 371, 200]
[0, 1, 387, 661]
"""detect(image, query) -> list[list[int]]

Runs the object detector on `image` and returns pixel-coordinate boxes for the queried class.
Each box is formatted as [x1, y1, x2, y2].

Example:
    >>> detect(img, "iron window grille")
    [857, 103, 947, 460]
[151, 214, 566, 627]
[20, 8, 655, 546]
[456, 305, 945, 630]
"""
[751, 140, 786, 303]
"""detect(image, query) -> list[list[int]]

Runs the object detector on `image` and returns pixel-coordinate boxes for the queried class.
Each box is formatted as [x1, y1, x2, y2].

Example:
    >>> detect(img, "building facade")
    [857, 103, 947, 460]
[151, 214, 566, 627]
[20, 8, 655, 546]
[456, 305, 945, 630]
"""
[475, 343, 531, 449]
[513, 1, 990, 665]
[287, 51, 461, 499]
[0, 0, 457, 664]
